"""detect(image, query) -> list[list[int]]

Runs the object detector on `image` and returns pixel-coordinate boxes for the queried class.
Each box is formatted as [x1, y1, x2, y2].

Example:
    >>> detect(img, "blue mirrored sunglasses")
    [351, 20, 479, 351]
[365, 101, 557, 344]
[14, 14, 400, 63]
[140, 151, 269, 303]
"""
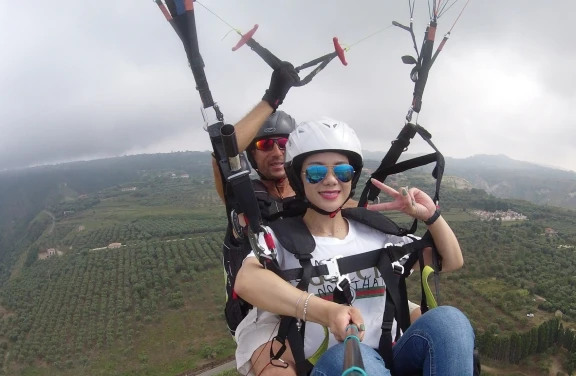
[304, 164, 355, 184]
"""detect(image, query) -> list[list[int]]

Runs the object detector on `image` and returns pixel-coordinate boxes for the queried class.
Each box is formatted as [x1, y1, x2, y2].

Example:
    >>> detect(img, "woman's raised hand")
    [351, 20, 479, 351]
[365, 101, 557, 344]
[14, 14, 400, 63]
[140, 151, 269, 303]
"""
[366, 178, 436, 221]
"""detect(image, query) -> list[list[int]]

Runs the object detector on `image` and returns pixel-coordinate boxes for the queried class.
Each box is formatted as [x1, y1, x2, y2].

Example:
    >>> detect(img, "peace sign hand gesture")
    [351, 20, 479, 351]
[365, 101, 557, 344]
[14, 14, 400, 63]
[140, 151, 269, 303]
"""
[366, 178, 437, 221]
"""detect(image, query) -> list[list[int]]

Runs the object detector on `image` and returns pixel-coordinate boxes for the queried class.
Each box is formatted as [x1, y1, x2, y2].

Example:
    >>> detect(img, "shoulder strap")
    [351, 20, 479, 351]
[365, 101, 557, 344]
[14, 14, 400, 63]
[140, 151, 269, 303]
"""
[267, 216, 316, 376]
[251, 179, 273, 207]
[268, 216, 316, 257]
[250, 179, 285, 223]
[250, 179, 268, 195]
[342, 207, 410, 236]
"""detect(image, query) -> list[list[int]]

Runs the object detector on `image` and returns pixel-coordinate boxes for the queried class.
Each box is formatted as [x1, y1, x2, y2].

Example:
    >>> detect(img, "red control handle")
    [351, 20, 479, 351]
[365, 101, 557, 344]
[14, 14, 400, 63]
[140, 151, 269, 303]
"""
[232, 24, 259, 52]
[333, 37, 348, 66]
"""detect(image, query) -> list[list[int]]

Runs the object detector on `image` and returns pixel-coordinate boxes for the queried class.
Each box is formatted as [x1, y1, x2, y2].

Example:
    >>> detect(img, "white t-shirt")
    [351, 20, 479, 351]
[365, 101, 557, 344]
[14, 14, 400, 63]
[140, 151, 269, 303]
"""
[246, 218, 415, 359]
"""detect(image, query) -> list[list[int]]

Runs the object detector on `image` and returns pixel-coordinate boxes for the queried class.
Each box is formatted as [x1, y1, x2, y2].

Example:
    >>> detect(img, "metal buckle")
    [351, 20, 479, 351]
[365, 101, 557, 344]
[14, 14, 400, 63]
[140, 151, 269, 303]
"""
[201, 104, 223, 131]
[321, 256, 349, 290]
[383, 242, 405, 276]
[201, 105, 209, 131]
[405, 106, 414, 123]
[249, 226, 280, 268]
[392, 261, 405, 276]
[269, 337, 289, 369]
[230, 209, 244, 240]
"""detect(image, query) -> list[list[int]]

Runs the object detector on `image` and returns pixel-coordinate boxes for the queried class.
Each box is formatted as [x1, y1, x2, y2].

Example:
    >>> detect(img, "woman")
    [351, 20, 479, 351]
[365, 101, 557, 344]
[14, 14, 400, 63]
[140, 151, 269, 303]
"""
[234, 118, 475, 375]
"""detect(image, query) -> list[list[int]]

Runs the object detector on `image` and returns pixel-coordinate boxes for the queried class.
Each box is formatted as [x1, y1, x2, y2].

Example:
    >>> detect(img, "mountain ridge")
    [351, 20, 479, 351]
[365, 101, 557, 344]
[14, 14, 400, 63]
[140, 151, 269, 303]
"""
[362, 151, 575, 175]
[2, 151, 574, 176]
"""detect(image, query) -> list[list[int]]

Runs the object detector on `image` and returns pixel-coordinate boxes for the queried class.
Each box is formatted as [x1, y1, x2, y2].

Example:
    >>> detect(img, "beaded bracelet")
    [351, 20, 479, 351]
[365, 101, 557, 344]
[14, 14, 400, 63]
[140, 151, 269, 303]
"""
[297, 293, 314, 331]
[295, 293, 306, 319]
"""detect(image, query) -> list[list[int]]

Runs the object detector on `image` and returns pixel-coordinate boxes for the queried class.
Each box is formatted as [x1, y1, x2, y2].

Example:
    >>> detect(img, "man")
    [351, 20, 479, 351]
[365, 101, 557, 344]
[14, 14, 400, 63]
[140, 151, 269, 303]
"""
[212, 107, 298, 219]
[212, 63, 303, 336]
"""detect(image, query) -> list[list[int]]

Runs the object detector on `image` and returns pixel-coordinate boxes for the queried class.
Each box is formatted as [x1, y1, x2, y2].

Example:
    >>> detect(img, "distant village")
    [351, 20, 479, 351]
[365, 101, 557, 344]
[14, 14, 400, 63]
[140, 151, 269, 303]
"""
[471, 209, 528, 222]
[38, 248, 63, 260]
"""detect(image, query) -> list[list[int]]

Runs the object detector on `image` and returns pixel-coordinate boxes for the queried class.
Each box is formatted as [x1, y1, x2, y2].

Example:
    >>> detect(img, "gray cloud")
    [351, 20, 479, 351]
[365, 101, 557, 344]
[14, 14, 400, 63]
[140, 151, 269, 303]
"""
[1, 0, 575, 172]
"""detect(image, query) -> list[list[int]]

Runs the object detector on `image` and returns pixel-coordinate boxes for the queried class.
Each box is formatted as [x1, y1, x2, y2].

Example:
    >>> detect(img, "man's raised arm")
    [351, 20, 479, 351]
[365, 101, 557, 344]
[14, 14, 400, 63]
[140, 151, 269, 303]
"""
[211, 62, 299, 203]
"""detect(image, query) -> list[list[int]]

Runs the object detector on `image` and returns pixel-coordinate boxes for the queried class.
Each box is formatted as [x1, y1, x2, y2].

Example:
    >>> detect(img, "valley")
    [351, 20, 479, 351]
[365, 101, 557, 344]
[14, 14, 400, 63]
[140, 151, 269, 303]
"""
[0, 152, 575, 375]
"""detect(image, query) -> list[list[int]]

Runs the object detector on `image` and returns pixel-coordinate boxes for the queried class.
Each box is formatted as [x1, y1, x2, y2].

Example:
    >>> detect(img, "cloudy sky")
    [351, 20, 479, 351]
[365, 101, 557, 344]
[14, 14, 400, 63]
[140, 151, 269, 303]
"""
[1, 0, 575, 172]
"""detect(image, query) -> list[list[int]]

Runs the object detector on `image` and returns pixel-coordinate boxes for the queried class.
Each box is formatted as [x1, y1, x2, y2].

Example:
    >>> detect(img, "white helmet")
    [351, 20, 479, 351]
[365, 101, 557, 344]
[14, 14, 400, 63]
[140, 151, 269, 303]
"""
[285, 117, 363, 198]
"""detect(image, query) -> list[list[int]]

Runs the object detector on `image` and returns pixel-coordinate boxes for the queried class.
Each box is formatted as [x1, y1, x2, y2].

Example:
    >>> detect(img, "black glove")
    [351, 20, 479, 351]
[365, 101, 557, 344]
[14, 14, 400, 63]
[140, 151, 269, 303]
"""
[262, 61, 300, 111]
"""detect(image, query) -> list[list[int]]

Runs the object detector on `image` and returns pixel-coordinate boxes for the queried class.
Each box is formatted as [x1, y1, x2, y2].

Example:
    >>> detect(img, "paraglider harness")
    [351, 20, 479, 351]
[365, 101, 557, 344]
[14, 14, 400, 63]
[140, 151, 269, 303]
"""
[153, 0, 350, 337]
[260, 205, 443, 376]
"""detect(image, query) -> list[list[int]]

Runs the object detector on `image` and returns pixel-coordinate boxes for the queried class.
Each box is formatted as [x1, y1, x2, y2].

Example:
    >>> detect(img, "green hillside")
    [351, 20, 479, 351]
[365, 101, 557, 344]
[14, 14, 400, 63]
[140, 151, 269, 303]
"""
[0, 153, 575, 375]
[0, 178, 230, 376]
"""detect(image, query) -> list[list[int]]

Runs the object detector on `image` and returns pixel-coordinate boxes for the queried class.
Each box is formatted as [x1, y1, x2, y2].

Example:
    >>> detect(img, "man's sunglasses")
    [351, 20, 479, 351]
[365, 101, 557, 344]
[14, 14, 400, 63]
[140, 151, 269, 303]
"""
[254, 137, 289, 151]
[304, 164, 355, 184]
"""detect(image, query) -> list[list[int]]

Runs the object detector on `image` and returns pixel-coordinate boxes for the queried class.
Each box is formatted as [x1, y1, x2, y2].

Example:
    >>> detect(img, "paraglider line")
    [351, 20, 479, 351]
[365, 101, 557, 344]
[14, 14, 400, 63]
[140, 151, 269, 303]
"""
[408, 0, 416, 16]
[195, 0, 392, 52]
[446, 0, 471, 32]
[195, 0, 242, 36]
[438, 0, 455, 17]
[344, 24, 394, 50]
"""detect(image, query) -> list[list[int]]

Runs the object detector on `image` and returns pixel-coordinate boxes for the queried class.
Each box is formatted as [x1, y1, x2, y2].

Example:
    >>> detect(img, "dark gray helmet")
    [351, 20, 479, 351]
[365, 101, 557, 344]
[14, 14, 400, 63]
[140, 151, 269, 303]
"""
[246, 110, 297, 170]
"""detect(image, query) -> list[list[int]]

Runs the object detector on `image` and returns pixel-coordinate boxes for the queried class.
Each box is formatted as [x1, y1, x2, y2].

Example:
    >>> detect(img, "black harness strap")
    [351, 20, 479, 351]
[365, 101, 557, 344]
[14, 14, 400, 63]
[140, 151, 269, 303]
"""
[343, 207, 410, 235]
[281, 239, 432, 281]
[156, 0, 222, 112]
[156, 1, 265, 238]
[380, 296, 399, 375]
[358, 123, 444, 209]
[371, 151, 443, 206]
[265, 209, 438, 375]
[358, 123, 417, 207]
[375, 250, 406, 376]
[266, 218, 316, 375]
[355, 124, 445, 305]
[332, 278, 354, 306]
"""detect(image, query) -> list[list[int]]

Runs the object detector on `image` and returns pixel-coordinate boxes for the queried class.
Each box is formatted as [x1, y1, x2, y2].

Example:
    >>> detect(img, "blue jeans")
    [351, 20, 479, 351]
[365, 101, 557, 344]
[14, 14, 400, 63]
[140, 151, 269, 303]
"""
[311, 306, 475, 376]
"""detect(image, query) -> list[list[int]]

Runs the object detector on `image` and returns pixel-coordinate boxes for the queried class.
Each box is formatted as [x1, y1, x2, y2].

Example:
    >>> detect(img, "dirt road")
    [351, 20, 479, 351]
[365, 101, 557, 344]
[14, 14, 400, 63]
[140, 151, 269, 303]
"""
[43, 210, 56, 234]
[178, 360, 236, 376]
